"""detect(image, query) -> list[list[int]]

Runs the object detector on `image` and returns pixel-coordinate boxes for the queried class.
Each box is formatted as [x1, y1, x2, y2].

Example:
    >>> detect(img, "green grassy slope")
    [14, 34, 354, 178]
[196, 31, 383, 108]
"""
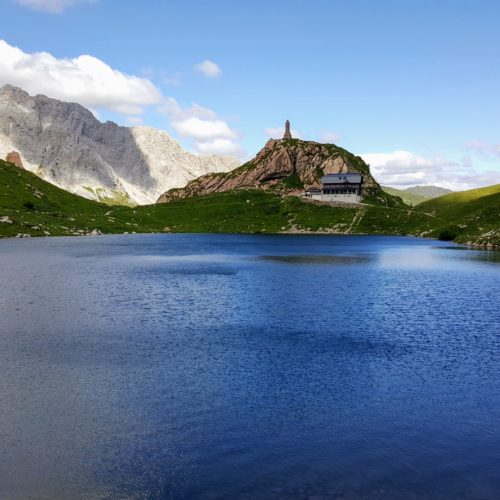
[407, 185, 452, 198]
[382, 186, 427, 206]
[0, 159, 116, 237]
[413, 184, 500, 246]
[1, 160, 498, 247]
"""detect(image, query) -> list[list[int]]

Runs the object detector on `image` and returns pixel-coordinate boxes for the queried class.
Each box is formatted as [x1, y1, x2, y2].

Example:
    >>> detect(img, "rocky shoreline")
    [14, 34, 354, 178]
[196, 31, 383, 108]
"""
[1, 228, 498, 251]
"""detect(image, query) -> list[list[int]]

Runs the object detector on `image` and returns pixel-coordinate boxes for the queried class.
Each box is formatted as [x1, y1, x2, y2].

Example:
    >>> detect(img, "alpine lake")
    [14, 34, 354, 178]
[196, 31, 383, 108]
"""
[0, 234, 499, 499]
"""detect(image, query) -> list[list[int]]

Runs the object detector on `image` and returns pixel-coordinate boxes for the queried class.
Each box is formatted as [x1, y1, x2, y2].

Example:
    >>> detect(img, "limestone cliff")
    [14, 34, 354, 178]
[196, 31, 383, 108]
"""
[158, 138, 383, 203]
[0, 84, 239, 205]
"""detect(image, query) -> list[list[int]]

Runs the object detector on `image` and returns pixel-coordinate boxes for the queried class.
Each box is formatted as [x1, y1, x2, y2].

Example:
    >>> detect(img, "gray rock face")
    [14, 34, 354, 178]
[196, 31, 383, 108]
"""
[0, 85, 239, 204]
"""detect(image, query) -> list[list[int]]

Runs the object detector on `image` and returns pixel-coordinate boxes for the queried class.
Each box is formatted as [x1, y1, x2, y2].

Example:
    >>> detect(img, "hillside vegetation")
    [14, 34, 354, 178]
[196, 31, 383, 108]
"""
[414, 185, 500, 246]
[382, 186, 428, 206]
[0, 160, 498, 247]
[408, 185, 453, 198]
[382, 185, 453, 206]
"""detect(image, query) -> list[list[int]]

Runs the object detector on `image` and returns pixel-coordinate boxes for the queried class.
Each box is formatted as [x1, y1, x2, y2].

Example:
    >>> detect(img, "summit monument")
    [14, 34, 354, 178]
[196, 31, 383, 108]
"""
[283, 120, 292, 139]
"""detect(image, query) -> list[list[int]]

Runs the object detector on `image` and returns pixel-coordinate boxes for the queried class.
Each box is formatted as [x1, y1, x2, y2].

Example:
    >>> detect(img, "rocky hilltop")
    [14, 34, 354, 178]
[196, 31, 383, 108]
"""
[0, 85, 238, 204]
[158, 134, 385, 203]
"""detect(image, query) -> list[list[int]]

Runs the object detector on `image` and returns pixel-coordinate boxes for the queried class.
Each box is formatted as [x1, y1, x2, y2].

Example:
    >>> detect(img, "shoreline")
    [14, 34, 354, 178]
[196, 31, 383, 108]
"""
[1, 230, 498, 250]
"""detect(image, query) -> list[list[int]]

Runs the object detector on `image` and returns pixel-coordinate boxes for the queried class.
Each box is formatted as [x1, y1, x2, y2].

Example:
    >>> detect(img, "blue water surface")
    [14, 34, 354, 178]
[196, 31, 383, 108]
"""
[0, 234, 499, 499]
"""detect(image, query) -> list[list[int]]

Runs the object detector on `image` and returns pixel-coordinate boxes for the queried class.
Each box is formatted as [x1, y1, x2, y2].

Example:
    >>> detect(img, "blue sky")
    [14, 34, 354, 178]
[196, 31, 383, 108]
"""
[1, 0, 500, 189]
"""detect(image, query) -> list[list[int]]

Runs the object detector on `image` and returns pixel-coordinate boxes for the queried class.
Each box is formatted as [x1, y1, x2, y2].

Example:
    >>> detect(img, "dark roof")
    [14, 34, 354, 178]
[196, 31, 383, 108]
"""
[321, 173, 362, 184]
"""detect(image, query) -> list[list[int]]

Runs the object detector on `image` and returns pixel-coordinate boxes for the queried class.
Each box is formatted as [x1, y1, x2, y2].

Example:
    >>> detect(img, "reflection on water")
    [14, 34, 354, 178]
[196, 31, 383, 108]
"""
[259, 254, 371, 264]
[471, 250, 500, 263]
[434, 244, 500, 264]
[0, 234, 499, 499]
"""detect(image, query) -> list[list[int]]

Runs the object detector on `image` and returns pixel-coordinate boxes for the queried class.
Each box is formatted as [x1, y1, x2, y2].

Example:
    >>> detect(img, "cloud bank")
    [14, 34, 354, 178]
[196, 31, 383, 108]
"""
[0, 40, 162, 115]
[362, 150, 500, 191]
[0, 39, 241, 157]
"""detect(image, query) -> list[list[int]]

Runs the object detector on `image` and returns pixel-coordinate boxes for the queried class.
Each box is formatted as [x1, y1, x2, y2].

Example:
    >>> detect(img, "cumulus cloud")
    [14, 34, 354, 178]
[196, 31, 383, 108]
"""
[0, 39, 162, 115]
[160, 98, 217, 121]
[16, 0, 96, 13]
[195, 138, 242, 156]
[159, 97, 242, 157]
[172, 117, 236, 141]
[361, 150, 500, 191]
[195, 60, 222, 79]
[264, 126, 302, 139]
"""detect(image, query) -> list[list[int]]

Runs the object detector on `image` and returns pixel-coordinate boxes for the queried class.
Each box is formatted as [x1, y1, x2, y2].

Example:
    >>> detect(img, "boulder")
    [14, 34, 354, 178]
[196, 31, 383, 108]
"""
[5, 151, 23, 169]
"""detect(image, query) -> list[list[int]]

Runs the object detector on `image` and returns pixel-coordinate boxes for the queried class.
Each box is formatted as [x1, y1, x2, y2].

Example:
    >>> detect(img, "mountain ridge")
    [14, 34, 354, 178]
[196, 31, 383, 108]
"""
[407, 185, 453, 198]
[0, 84, 239, 205]
[382, 185, 454, 206]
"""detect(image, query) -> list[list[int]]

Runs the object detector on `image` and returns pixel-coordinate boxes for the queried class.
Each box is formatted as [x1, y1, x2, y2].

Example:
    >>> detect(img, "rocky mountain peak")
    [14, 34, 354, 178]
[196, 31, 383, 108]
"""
[0, 84, 239, 204]
[0, 84, 30, 100]
[158, 136, 382, 203]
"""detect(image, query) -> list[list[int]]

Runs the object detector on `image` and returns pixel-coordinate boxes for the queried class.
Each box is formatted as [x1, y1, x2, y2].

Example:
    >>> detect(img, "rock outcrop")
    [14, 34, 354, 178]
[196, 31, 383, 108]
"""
[5, 151, 24, 168]
[0, 84, 239, 204]
[158, 137, 382, 203]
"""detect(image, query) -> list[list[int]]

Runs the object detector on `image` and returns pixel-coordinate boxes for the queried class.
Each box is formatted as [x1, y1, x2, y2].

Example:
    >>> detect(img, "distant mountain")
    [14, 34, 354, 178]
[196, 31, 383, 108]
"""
[406, 185, 453, 198]
[158, 136, 403, 207]
[382, 185, 453, 206]
[0, 84, 239, 205]
[382, 186, 427, 206]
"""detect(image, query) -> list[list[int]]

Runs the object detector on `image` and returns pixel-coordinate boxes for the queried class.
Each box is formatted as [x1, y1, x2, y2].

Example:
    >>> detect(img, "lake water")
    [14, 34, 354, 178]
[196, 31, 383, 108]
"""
[0, 234, 499, 499]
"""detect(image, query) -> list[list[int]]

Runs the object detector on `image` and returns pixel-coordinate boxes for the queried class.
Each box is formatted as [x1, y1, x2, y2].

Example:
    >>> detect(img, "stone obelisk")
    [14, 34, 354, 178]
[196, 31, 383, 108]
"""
[283, 120, 292, 139]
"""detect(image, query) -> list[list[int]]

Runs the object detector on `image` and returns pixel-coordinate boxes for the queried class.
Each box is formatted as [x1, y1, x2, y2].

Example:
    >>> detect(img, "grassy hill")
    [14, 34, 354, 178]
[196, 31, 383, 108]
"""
[382, 185, 453, 206]
[408, 185, 453, 198]
[1, 159, 498, 247]
[413, 184, 500, 246]
[382, 186, 427, 206]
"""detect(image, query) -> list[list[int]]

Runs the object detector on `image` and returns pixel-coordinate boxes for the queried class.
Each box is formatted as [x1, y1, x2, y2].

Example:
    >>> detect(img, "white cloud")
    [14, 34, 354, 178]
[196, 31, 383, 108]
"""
[0, 39, 162, 115]
[159, 98, 217, 121]
[264, 126, 301, 139]
[0, 39, 239, 156]
[195, 138, 243, 156]
[194, 60, 222, 79]
[16, 0, 96, 13]
[172, 117, 236, 141]
[159, 97, 241, 157]
[361, 150, 500, 191]
[320, 131, 342, 143]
